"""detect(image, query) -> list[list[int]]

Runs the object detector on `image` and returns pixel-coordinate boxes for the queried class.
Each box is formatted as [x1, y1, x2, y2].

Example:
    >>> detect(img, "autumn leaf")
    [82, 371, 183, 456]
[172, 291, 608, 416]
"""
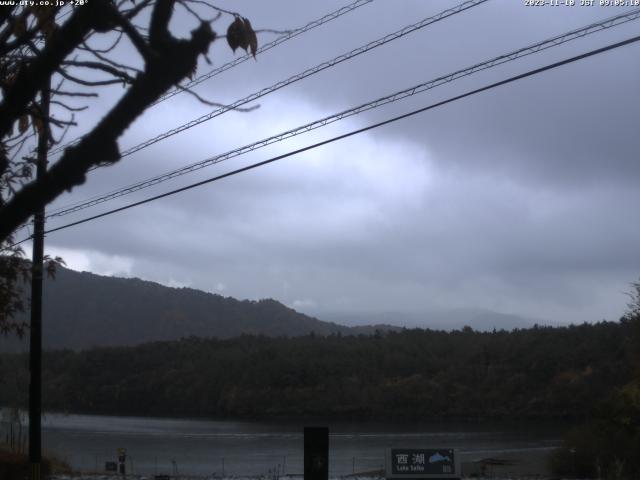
[243, 18, 258, 59]
[18, 114, 29, 134]
[31, 112, 44, 135]
[227, 16, 258, 57]
[227, 16, 246, 53]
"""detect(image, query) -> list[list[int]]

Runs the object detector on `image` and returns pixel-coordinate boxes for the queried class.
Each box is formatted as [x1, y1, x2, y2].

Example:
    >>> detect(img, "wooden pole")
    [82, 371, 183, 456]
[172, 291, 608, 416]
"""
[29, 76, 49, 480]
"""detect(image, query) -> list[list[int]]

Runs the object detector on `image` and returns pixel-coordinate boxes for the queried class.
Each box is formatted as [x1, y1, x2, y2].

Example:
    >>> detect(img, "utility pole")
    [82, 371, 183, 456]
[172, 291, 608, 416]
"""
[29, 77, 50, 480]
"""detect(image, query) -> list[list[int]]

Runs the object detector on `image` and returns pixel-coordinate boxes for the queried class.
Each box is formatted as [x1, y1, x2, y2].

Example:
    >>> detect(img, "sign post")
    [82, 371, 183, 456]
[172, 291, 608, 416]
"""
[117, 448, 127, 476]
[304, 427, 329, 480]
[386, 448, 461, 480]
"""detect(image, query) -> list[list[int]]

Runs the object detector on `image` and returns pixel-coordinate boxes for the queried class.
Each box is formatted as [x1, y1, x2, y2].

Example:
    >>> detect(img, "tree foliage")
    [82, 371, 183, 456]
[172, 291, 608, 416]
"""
[549, 283, 640, 480]
[0, 320, 635, 420]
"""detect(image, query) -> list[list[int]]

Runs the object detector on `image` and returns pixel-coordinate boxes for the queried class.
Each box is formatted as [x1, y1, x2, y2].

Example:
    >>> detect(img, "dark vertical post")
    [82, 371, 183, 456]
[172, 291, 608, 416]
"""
[304, 427, 328, 480]
[29, 78, 49, 480]
[118, 448, 127, 476]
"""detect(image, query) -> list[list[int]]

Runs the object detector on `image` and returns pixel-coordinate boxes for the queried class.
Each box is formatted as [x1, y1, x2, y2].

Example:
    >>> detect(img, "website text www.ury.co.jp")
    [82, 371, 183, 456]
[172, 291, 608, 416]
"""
[0, 0, 87, 6]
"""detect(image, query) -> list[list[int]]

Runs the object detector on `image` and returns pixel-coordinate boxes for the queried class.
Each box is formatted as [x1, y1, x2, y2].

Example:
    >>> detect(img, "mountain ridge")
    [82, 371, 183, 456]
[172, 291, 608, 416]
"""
[1, 266, 352, 352]
[0, 265, 543, 352]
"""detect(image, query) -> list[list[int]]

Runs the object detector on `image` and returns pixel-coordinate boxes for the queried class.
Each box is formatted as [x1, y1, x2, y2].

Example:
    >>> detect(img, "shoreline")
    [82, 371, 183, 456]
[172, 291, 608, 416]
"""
[44, 449, 556, 480]
[3, 412, 561, 479]
[0, 405, 584, 426]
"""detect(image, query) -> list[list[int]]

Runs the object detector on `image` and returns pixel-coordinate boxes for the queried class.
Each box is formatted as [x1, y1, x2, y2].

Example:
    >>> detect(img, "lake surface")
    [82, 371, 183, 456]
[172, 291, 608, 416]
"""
[20, 413, 565, 476]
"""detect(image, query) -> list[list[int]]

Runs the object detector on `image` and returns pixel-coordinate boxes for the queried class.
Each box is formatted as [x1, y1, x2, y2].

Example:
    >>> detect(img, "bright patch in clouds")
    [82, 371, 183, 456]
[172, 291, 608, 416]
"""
[167, 278, 192, 289]
[292, 298, 317, 309]
[46, 246, 134, 278]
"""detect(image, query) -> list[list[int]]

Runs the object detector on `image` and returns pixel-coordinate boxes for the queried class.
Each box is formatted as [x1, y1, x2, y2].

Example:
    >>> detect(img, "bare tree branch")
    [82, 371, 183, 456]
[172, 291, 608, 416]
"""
[1, 1, 262, 333]
[88, 48, 142, 74]
[0, 2, 102, 138]
[61, 60, 136, 83]
[149, 0, 174, 47]
[0, 10, 217, 240]
[175, 83, 260, 111]
[57, 68, 129, 86]
[51, 90, 99, 97]
[50, 100, 88, 112]
[122, 0, 155, 20]
[186, 0, 239, 17]
[79, 30, 124, 54]
[112, 14, 154, 62]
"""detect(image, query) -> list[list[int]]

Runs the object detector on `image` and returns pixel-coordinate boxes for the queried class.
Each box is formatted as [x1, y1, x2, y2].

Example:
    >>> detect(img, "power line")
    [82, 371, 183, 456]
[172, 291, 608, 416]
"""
[27, 33, 640, 242]
[49, 0, 374, 156]
[94, 0, 490, 161]
[153, 0, 374, 106]
[46, 7, 640, 219]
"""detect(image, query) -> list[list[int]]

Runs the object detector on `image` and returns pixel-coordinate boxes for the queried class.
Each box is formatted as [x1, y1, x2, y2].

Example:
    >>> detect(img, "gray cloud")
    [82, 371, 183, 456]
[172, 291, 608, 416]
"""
[38, 0, 640, 327]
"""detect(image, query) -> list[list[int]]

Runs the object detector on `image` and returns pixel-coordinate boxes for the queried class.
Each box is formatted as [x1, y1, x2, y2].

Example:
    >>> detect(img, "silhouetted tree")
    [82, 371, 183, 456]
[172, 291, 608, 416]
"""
[0, 0, 259, 333]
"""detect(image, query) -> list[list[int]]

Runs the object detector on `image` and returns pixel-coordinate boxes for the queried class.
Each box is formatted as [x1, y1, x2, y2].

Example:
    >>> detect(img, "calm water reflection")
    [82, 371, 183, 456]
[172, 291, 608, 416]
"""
[38, 413, 564, 476]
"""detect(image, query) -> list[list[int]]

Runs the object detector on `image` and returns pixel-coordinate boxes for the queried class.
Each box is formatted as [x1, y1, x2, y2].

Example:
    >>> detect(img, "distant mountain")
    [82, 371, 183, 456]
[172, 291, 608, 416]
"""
[318, 308, 545, 332]
[0, 266, 351, 352]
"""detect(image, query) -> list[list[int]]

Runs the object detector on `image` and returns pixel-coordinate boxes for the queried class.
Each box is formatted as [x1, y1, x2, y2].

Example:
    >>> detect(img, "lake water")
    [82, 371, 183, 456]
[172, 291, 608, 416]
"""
[19, 413, 565, 476]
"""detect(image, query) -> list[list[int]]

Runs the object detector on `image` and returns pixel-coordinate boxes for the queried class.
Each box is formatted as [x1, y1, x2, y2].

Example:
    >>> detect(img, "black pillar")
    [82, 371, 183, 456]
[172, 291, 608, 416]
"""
[29, 78, 49, 480]
[304, 426, 328, 480]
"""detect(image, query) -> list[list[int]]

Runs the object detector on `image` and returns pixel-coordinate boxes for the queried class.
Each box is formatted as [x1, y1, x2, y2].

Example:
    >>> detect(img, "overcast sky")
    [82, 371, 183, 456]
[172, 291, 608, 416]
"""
[30, 0, 640, 326]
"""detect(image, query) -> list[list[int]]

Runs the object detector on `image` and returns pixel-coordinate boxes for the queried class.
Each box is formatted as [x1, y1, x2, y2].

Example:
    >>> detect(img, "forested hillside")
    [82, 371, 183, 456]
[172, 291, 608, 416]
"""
[0, 266, 535, 353]
[0, 266, 353, 352]
[1, 320, 637, 420]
